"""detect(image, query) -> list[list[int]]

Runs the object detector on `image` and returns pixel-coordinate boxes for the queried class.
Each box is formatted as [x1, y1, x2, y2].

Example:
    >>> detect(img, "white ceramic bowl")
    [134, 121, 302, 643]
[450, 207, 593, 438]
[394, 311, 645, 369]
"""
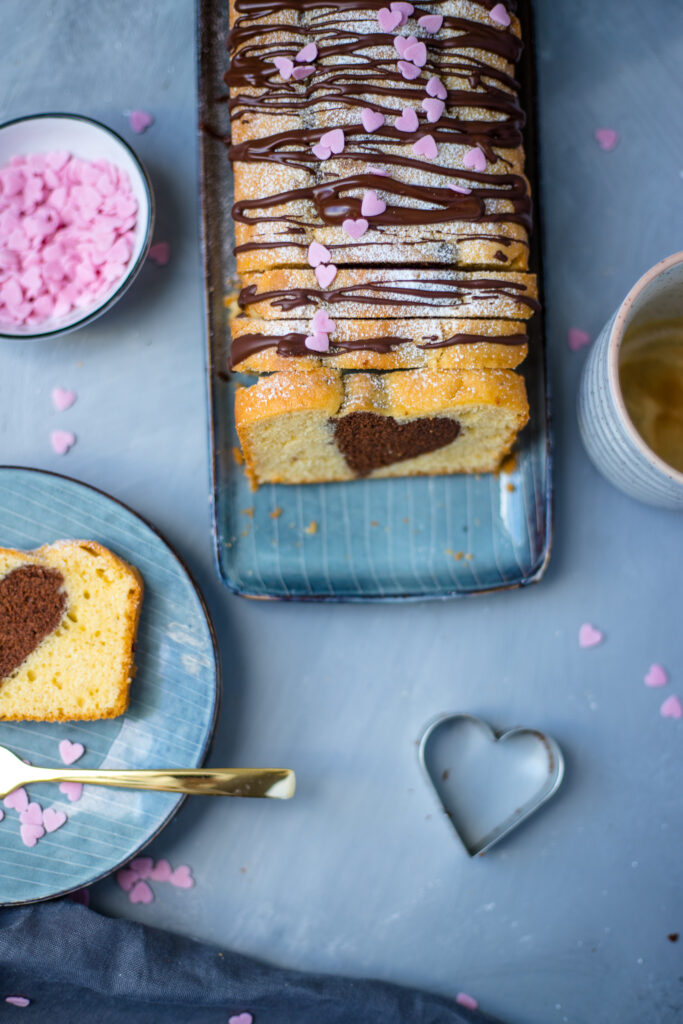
[0, 113, 154, 340]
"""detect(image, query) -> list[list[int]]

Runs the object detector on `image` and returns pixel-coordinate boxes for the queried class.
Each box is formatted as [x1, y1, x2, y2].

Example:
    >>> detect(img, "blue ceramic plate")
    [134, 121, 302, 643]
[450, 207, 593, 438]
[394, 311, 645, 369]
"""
[198, 0, 551, 601]
[0, 467, 219, 905]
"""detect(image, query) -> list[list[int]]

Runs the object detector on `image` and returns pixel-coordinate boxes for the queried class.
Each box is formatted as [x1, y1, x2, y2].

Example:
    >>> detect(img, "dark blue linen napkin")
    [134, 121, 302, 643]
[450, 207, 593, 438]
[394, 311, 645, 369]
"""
[0, 901, 504, 1023]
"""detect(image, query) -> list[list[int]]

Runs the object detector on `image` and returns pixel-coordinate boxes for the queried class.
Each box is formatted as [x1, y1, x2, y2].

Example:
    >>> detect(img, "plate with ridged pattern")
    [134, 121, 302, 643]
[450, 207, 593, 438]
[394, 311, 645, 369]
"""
[0, 466, 219, 905]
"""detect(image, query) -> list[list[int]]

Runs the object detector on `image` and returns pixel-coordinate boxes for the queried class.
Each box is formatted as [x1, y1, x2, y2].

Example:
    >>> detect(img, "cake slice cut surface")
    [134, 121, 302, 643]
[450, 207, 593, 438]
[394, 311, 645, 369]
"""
[235, 366, 529, 485]
[0, 540, 143, 722]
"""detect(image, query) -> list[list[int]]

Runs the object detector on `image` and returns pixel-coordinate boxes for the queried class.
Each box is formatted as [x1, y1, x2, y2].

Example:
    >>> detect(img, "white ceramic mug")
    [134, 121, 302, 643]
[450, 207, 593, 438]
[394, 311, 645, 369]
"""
[578, 251, 683, 510]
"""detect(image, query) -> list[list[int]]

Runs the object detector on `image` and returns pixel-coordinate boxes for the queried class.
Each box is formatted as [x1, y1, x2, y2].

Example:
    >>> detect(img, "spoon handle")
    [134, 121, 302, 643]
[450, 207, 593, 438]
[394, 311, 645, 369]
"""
[27, 766, 295, 799]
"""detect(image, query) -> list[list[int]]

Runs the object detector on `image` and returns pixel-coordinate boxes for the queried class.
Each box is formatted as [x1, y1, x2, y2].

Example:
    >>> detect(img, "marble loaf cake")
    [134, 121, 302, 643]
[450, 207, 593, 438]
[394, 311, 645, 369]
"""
[226, 0, 538, 485]
[0, 541, 143, 722]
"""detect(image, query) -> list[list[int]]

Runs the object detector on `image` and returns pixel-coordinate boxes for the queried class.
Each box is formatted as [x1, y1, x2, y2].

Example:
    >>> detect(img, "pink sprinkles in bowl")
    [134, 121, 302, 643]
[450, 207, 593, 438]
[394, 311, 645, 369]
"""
[0, 151, 138, 327]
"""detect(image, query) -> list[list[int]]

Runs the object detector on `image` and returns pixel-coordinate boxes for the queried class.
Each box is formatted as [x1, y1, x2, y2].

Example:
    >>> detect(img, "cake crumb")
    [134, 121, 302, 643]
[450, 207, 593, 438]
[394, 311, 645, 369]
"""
[403, 517, 410, 524]
[270, 507, 283, 519]
[506, 482, 516, 492]
[304, 520, 318, 535]
[371, 520, 379, 527]
[241, 507, 254, 518]
[232, 446, 244, 466]
[445, 549, 464, 561]
[465, 553, 474, 561]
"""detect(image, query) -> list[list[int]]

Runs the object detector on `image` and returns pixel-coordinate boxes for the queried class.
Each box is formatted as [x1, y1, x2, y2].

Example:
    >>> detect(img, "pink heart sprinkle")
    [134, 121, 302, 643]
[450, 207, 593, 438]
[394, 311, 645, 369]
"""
[50, 429, 76, 456]
[368, 166, 389, 176]
[20, 823, 45, 848]
[456, 993, 479, 1011]
[296, 42, 317, 62]
[4, 787, 29, 813]
[150, 858, 173, 882]
[292, 65, 315, 80]
[59, 739, 84, 765]
[395, 107, 419, 133]
[148, 241, 170, 266]
[403, 41, 427, 67]
[595, 128, 619, 151]
[393, 35, 415, 58]
[397, 60, 422, 81]
[51, 387, 77, 412]
[422, 97, 445, 123]
[315, 263, 337, 288]
[448, 183, 472, 195]
[660, 696, 683, 720]
[377, 7, 402, 32]
[361, 190, 387, 217]
[271, 56, 294, 80]
[43, 807, 67, 833]
[307, 241, 331, 267]
[489, 3, 511, 27]
[320, 129, 345, 154]
[304, 333, 330, 353]
[311, 143, 331, 161]
[342, 217, 369, 239]
[568, 327, 591, 351]
[426, 76, 447, 100]
[59, 781, 83, 802]
[129, 879, 154, 904]
[579, 623, 603, 648]
[463, 146, 487, 172]
[644, 663, 668, 688]
[361, 108, 385, 133]
[312, 309, 336, 333]
[418, 14, 443, 33]
[390, 1, 414, 24]
[169, 864, 195, 889]
[116, 868, 139, 893]
[128, 110, 154, 134]
[130, 856, 154, 878]
[412, 134, 438, 159]
[19, 802, 43, 826]
[228, 1015, 253, 1024]
[5, 997, 31, 1008]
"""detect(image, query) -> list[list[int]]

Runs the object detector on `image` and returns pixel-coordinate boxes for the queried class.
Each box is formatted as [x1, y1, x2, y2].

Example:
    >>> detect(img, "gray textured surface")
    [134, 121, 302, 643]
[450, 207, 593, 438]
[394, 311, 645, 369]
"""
[1, 2, 682, 1022]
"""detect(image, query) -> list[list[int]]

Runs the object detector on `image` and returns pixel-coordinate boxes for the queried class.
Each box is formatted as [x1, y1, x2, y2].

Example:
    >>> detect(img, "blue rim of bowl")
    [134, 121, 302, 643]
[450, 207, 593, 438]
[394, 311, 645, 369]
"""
[0, 465, 221, 907]
[0, 112, 155, 342]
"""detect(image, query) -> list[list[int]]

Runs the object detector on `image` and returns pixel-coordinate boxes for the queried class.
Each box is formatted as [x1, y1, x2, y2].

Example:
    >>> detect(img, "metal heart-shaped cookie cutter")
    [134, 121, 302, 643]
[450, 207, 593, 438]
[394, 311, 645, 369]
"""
[418, 713, 565, 857]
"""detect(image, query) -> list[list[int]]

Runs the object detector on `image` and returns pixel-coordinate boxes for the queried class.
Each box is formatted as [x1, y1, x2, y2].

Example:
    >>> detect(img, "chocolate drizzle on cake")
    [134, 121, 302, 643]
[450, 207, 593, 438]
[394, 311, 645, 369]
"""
[226, 0, 530, 259]
[0, 565, 67, 680]
[238, 275, 540, 314]
[333, 411, 460, 475]
[229, 328, 528, 367]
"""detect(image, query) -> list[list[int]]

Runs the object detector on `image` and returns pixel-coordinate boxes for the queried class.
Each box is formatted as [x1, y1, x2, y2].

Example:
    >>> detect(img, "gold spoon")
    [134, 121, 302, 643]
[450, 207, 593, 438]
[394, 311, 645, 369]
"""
[0, 743, 295, 800]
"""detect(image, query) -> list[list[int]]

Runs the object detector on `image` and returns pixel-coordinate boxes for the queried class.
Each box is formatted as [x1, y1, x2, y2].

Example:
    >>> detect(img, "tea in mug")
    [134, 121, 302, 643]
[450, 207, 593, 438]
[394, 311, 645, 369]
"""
[619, 318, 683, 473]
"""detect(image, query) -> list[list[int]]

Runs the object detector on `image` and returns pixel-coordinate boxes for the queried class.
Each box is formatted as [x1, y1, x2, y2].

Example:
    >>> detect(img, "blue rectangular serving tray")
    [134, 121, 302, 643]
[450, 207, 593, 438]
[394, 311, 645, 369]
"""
[197, 0, 551, 601]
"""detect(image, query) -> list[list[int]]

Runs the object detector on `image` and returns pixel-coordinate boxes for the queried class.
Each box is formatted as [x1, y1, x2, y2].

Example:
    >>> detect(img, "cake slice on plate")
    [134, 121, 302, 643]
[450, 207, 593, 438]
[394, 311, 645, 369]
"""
[0, 540, 143, 722]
